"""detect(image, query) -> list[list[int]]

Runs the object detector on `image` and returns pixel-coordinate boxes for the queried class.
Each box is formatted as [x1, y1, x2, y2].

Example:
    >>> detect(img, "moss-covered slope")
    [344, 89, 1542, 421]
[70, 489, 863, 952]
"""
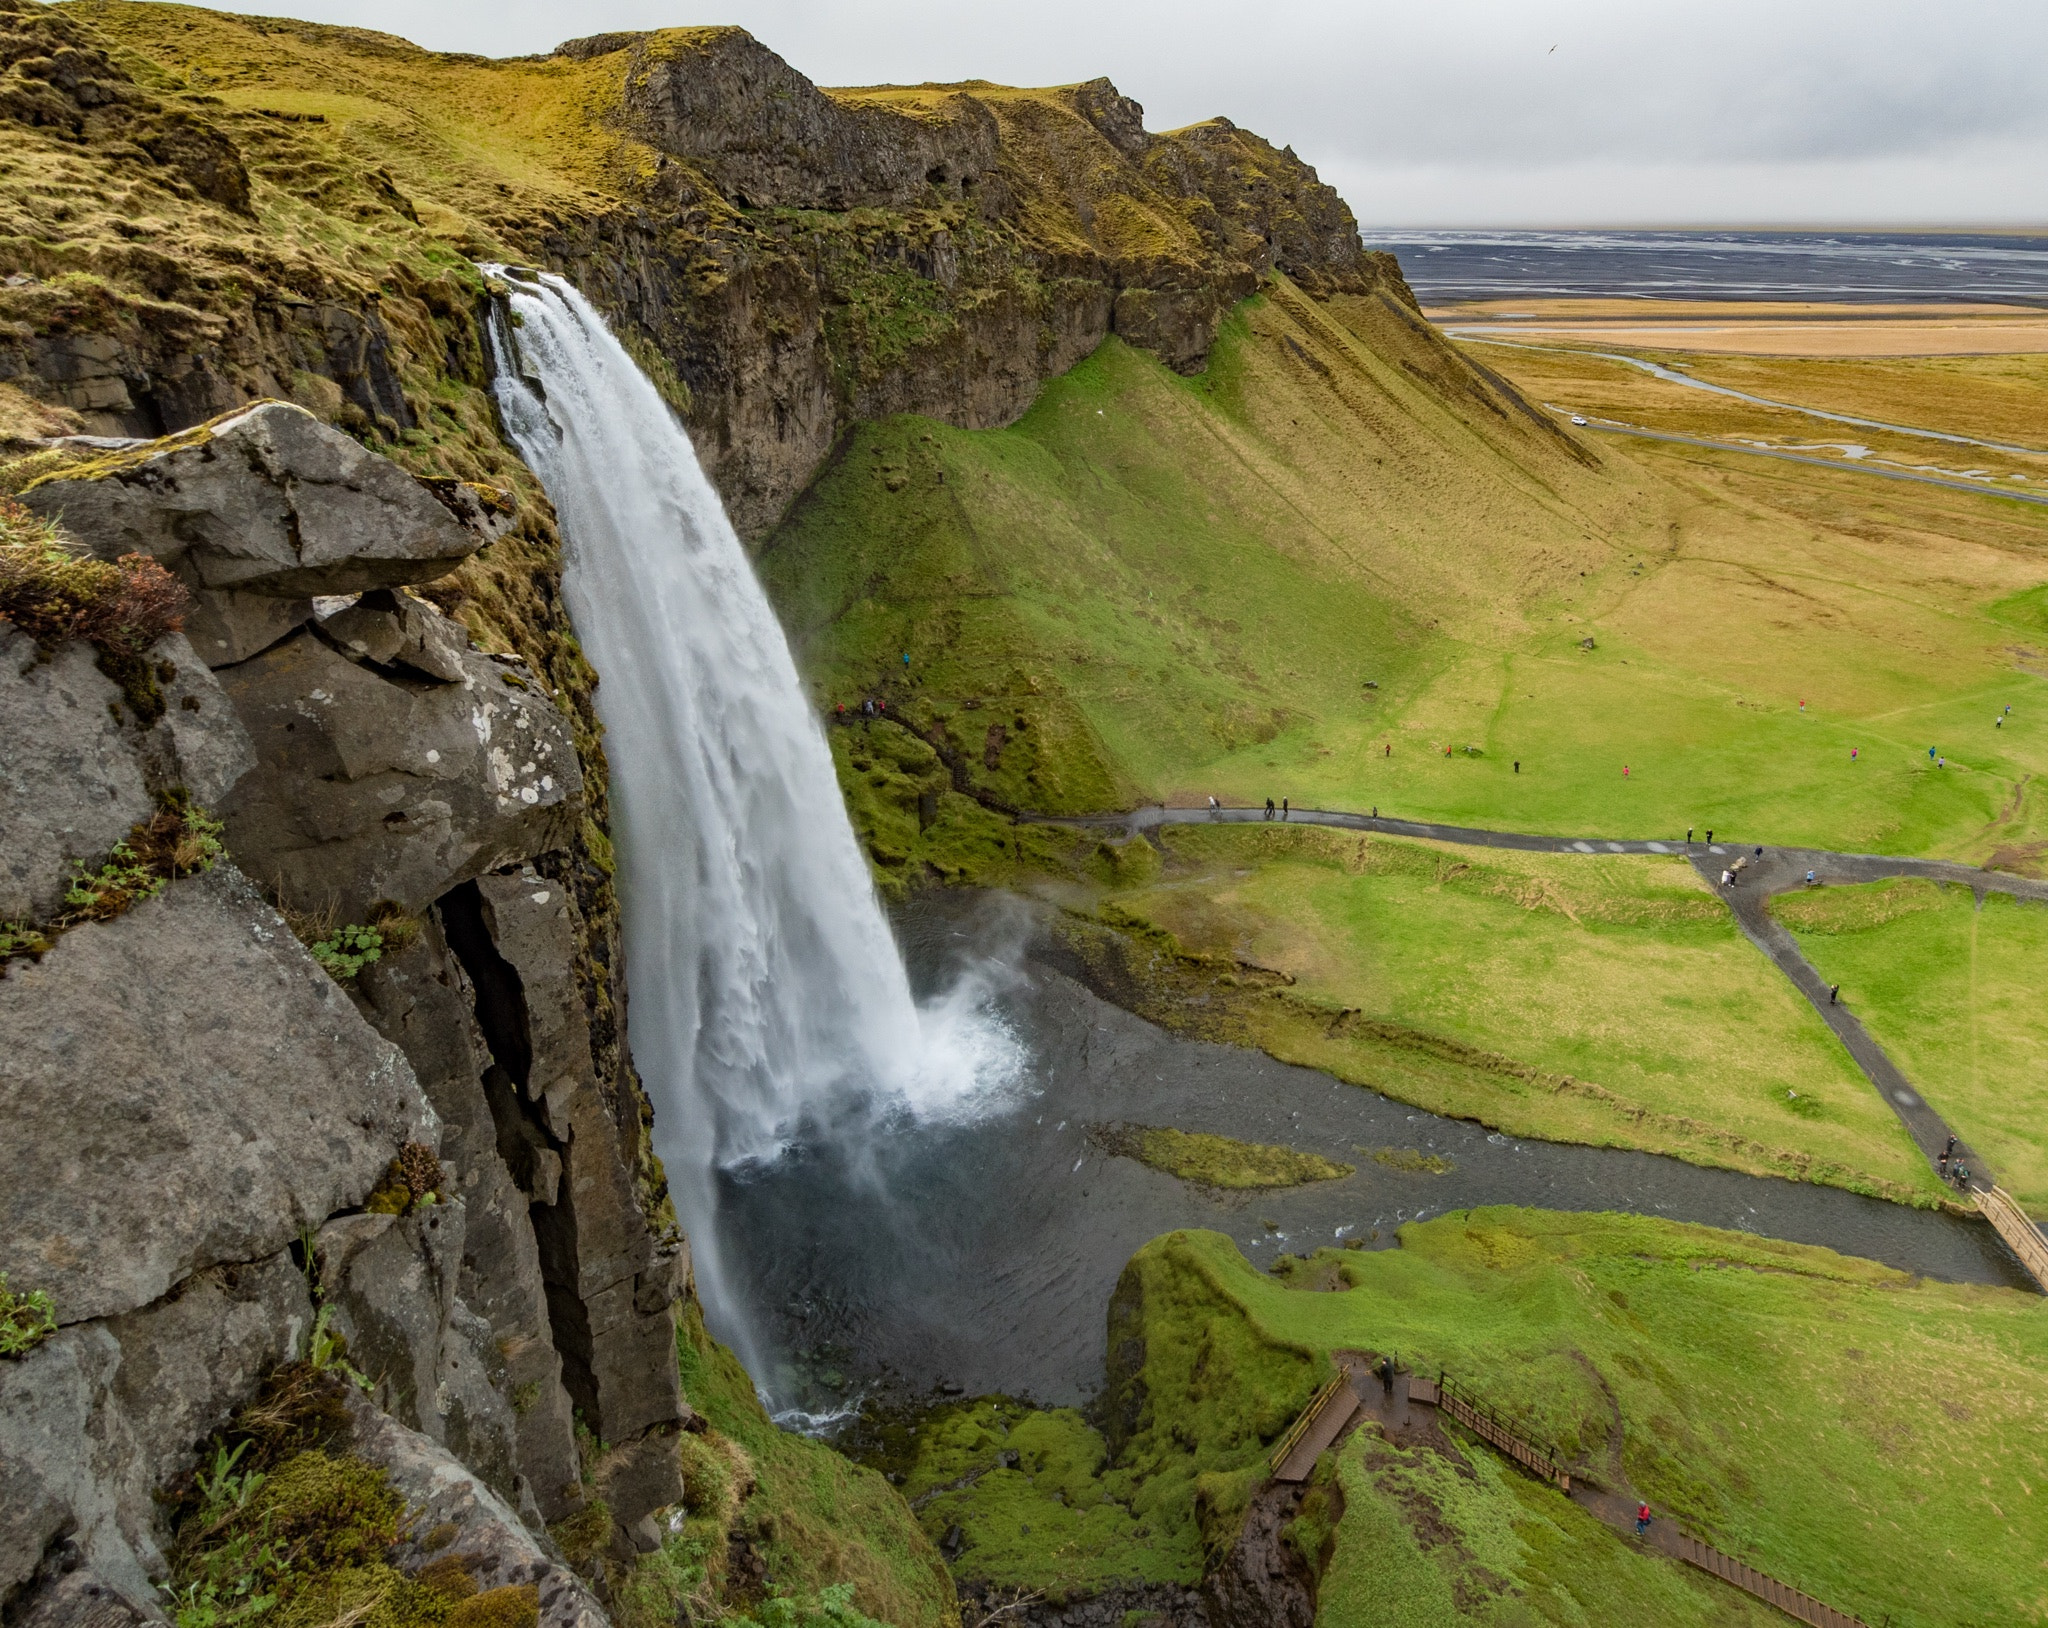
[868, 1214, 2046, 1626]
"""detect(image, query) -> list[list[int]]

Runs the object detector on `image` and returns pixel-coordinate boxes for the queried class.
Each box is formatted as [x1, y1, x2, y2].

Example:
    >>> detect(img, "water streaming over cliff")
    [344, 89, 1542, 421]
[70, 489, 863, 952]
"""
[484, 270, 1022, 1375]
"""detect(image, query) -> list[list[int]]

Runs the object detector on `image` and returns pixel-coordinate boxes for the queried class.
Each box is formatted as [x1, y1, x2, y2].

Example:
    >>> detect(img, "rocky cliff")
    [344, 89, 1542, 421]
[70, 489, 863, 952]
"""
[0, 406, 688, 1627]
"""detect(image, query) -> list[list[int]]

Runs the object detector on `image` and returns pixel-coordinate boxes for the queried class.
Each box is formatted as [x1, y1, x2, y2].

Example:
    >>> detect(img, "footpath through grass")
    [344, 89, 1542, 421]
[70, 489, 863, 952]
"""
[860, 1212, 2047, 1627]
[1775, 879, 2048, 1213]
[1072, 824, 1940, 1205]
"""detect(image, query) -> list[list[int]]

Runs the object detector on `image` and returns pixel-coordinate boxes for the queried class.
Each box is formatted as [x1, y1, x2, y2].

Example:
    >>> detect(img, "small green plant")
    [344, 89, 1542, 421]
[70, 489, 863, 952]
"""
[729, 1584, 888, 1628]
[309, 922, 385, 981]
[0, 1272, 57, 1358]
[363, 1142, 443, 1217]
[0, 921, 51, 962]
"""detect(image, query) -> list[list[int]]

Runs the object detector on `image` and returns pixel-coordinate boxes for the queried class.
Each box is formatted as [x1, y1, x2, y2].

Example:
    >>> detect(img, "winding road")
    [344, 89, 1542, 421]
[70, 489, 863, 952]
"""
[1047, 803, 2048, 1272]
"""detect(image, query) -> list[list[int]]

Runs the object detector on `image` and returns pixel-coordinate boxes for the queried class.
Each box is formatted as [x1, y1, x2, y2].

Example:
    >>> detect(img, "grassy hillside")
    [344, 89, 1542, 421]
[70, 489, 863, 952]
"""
[766, 284, 2048, 861]
[760, 277, 1633, 818]
[1077, 824, 1937, 1204]
[1775, 879, 2048, 1211]
[863, 1214, 2047, 1626]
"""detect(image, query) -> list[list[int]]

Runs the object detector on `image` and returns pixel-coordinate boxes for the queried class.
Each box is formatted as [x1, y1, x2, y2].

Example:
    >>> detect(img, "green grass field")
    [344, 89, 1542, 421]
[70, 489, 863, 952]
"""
[861, 1213, 2048, 1626]
[1076, 824, 1940, 1203]
[1775, 879, 2048, 1212]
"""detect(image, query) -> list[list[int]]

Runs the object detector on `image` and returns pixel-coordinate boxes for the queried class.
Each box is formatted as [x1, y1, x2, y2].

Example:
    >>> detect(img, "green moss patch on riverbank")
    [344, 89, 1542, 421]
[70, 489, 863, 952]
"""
[653, 1302, 956, 1628]
[870, 1212, 2046, 1626]
[1775, 878, 2048, 1211]
[1061, 824, 1942, 1206]
[1090, 1123, 1354, 1190]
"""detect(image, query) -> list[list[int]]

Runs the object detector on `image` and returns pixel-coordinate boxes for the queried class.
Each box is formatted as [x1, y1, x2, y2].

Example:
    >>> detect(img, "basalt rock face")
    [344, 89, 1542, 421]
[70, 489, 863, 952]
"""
[539, 31, 1395, 534]
[0, 416, 683, 1625]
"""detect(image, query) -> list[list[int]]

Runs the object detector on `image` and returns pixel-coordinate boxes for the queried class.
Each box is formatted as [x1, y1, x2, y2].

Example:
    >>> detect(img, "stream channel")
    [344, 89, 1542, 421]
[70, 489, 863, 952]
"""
[718, 889, 2031, 1422]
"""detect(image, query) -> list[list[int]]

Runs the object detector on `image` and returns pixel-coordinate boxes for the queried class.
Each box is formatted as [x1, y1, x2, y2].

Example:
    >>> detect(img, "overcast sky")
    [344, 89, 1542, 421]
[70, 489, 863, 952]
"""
[179, 0, 2048, 227]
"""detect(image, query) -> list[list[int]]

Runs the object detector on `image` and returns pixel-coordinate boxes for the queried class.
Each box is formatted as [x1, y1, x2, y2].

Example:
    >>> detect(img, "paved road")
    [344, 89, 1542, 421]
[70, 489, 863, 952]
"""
[1584, 422, 2048, 507]
[1049, 804, 2048, 1205]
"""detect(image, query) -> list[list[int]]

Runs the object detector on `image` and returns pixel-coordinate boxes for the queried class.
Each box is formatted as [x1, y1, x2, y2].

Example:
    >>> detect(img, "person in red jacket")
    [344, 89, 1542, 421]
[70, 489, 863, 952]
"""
[1636, 1503, 1652, 1536]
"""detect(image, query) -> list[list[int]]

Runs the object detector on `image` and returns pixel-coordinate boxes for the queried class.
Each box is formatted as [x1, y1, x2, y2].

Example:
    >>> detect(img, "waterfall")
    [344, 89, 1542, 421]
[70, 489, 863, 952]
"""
[484, 270, 1020, 1379]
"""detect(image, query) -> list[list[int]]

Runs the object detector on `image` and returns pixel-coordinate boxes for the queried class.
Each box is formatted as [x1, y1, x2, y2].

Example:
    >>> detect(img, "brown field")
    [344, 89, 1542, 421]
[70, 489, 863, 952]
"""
[1428, 298, 2048, 357]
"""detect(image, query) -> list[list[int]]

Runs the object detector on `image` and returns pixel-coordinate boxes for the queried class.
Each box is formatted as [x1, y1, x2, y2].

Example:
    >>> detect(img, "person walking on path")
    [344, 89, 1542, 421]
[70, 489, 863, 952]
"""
[1829, 984, 1840, 1005]
[1208, 795, 1220, 819]
[1636, 1504, 1652, 1538]
[1944, 1135, 1957, 1163]
[1282, 798, 1290, 821]
[1264, 797, 1275, 821]
[1687, 828, 1694, 845]
[1705, 829, 1713, 844]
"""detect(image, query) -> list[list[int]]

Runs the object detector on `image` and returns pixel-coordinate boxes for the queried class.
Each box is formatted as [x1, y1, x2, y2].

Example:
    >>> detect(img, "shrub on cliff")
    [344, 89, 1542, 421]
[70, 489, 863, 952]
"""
[0, 496, 187, 656]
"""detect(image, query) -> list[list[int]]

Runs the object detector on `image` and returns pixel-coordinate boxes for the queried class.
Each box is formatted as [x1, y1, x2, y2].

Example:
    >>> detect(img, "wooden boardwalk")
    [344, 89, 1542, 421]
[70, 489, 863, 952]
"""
[1266, 1363, 1870, 1627]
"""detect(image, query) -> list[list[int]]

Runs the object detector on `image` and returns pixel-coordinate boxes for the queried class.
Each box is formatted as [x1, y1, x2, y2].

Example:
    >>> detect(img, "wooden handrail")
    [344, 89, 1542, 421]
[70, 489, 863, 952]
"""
[1978, 1186, 2048, 1291]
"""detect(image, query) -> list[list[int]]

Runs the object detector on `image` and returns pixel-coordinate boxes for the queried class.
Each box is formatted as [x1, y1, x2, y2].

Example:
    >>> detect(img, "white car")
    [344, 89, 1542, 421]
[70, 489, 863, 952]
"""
[1570, 414, 1588, 426]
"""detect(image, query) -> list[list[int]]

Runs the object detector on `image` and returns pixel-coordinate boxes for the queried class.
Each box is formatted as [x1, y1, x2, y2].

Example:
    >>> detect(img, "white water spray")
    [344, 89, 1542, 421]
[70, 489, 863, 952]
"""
[485, 270, 1020, 1374]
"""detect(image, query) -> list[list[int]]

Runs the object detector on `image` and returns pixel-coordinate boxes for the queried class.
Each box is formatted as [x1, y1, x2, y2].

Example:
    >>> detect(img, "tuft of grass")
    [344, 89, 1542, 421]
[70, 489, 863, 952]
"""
[4, 798, 228, 975]
[1091, 1123, 1353, 1191]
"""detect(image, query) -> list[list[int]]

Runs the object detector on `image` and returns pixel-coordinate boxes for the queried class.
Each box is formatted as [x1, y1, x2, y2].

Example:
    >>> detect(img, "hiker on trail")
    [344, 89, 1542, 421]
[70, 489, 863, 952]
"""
[1208, 795, 1220, 818]
[1372, 806, 1379, 820]
[1282, 798, 1290, 820]
[1705, 829, 1713, 844]
[1687, 828, 1694, 845]
[1755, 846, 1763, 858]
[1939, 1149, 1951, 1174]
[1829, 984, 1840, 1005]
[1806, 869, 1817, 886]
[1720, 869, 1732, 887]
[1636, 1504, 1652, 1537]
[1944, 1135, 1957, 1160]
[1264, 798, 1276, 820]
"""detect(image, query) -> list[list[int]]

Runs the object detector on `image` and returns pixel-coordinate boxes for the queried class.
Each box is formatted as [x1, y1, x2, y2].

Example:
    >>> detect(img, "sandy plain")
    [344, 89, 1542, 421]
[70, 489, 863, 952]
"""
[1428, 298, 2048, 357]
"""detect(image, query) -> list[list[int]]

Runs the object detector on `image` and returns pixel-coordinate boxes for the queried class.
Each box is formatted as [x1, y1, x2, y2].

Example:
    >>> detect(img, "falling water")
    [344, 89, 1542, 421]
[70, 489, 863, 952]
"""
[484, 269, 1020, 1378]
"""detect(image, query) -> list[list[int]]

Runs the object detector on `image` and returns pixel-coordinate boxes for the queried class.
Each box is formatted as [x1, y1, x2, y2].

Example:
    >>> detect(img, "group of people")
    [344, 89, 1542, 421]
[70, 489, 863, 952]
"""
[834, 697, 889, 723]
[1938, 1136, 1974, 1192]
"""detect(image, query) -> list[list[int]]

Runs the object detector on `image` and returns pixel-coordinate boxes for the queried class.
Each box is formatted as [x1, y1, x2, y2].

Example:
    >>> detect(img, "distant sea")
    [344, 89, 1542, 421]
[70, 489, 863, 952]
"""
[1367, 229, 2048, 305]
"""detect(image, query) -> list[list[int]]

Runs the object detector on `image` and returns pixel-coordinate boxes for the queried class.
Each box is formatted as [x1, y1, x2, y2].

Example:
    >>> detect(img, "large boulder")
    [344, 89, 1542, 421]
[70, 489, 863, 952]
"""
[18, 403, 506, 666]
[343, 1391, 609, 1628]
[0, 863, 436, 1326]
[314, 1203, 528, 1522]
[0, 1251, 312, 1619]
[215, 616, 582, 920]
[0, 626, 252, 923]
